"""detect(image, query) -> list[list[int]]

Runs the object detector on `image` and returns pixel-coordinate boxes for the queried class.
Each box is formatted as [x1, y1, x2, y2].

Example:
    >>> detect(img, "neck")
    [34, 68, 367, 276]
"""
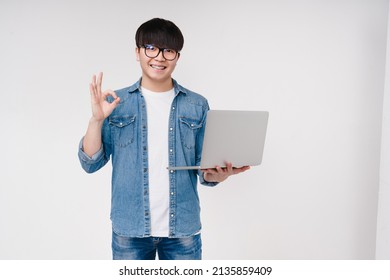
[141, 76, 173, 92]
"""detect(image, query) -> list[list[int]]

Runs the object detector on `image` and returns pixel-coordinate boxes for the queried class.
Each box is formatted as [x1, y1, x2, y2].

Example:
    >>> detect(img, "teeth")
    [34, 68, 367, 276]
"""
[151, 65, 166, 70]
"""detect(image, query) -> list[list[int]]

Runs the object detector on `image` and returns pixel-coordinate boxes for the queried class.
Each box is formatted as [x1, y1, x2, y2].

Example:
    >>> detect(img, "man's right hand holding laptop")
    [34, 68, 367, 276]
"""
[202, 162, 250, 183]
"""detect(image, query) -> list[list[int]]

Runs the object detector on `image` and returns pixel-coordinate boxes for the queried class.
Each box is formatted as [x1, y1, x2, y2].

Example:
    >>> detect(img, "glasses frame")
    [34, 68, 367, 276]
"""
[142, 44, 179, 61]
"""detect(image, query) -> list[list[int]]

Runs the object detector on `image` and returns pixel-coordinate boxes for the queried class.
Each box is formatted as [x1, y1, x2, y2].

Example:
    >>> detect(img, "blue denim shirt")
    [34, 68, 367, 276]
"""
[78, 79, 218, 238]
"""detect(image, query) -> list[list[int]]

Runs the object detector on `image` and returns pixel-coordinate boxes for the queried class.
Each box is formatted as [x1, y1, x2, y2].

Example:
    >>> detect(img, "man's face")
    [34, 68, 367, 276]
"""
[136, 45, 180, 86]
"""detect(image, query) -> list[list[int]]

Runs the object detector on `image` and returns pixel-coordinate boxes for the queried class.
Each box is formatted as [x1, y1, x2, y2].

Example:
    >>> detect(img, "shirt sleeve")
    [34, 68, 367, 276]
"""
[78, 137, 109, 173]
[196, 100, 219, 187]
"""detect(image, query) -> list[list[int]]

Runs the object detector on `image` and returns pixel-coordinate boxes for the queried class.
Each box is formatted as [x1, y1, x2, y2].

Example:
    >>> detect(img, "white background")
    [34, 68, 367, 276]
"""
[0, 0, 389, 260]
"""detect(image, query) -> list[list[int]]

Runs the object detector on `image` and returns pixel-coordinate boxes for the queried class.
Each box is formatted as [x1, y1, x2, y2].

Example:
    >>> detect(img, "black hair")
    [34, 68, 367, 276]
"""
[135, 18, 184, 51]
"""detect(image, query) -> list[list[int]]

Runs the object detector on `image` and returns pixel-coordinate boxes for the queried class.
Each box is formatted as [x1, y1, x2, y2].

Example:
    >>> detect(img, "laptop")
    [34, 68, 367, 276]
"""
[167, 110, 269, 170]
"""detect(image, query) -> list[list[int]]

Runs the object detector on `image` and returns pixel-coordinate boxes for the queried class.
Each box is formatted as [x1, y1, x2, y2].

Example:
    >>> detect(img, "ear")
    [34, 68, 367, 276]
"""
[135, 47, 140, 61]
[176, 52, 181, 62]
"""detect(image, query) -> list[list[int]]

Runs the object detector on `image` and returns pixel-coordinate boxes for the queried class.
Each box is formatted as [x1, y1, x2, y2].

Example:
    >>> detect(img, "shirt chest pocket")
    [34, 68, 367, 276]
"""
[179, 117, 203, 150]
[109, 115, 136, 147]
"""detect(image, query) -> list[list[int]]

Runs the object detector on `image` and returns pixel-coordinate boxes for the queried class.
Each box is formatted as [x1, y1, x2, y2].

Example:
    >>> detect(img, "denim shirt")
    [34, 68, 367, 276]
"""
[78, 79, 218, 238]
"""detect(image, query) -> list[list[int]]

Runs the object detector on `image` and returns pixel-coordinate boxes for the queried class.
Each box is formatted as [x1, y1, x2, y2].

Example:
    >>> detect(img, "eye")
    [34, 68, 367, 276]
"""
[164, 48, 176, 54]
[145, 44, 156, 51]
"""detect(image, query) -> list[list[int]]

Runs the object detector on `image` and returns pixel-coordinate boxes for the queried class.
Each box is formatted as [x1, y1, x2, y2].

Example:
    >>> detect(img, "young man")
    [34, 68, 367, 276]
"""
[78, 18, 249, 260]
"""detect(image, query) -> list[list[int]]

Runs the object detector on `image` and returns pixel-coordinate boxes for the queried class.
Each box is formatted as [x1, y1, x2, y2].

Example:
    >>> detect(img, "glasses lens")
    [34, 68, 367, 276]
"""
[162, 49, 177, 60]
[143, 44, 177, 61]
[144, 45, 158, 58]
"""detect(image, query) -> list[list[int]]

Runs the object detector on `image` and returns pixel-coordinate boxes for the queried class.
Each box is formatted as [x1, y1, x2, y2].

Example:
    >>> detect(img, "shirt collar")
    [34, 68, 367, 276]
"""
[127, 78, 188, 96]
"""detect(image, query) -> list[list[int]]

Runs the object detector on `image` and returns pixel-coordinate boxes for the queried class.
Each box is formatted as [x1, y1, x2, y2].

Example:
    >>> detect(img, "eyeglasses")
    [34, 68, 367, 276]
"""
[142, 44, 179, 61]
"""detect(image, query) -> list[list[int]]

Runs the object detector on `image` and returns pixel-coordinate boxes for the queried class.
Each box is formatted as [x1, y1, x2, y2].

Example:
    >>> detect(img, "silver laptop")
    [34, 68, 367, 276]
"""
[167, 110, 269, 170]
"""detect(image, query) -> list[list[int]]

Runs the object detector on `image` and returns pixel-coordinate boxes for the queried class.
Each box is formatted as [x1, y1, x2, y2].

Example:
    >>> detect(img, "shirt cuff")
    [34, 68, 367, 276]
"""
[78, 137, 104, 164]
[198, 170, 219, 187]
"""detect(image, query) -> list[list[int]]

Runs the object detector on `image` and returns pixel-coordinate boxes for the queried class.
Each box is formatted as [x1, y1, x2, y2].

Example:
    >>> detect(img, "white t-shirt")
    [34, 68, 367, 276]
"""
[141, 87, 175, 237]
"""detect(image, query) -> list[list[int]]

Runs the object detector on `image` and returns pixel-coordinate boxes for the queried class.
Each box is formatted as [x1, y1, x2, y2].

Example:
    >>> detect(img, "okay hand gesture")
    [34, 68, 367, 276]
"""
[89, 72, 120, 122]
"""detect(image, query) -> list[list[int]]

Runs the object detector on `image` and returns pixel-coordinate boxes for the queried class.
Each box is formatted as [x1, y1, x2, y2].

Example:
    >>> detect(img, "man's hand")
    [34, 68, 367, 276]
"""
[202, 162, 250, 183]
[90, 72, 120, 122]
[82, 72, 120, 157]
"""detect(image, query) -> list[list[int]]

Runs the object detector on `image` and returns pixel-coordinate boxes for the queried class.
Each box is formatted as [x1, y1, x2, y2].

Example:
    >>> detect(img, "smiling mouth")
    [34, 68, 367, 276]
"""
[150, 64, 166, 70]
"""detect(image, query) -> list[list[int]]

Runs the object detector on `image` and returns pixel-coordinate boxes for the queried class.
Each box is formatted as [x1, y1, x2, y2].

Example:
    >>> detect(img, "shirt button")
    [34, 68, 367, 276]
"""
[170, 127, 173, 131]
[119, 122, 123, 126]
[191, 124, 194, 127]
[170, 149, 173, 153]
[171, 192, 174, 195]
[172, 106, 175, 110]
[171, 214, 174, 217]
[170, 170, 174, 173]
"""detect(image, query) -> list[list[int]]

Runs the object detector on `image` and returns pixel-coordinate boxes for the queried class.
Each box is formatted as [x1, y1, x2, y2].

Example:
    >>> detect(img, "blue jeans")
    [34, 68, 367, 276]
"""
[112, 231, 202, 260]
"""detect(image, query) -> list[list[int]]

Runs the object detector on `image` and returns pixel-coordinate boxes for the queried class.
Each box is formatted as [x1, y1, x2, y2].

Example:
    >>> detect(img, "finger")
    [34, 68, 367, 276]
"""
[109, 97, 121, 111]
[89, 83, 97, 100]
[97, 72, 103, 95]
[89, 83, 94, 95]
[203, 169, 218, 175]
[114, 97, 121, 104]
[215, 166, 224, 173]
[225, 162, 233, 173]
[91, 74, 97, 87]
[201, 168, 214, 172]
[102, 89, 118, 100]
[91, 75, 98, 95]
[233, 166, 251, 174]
